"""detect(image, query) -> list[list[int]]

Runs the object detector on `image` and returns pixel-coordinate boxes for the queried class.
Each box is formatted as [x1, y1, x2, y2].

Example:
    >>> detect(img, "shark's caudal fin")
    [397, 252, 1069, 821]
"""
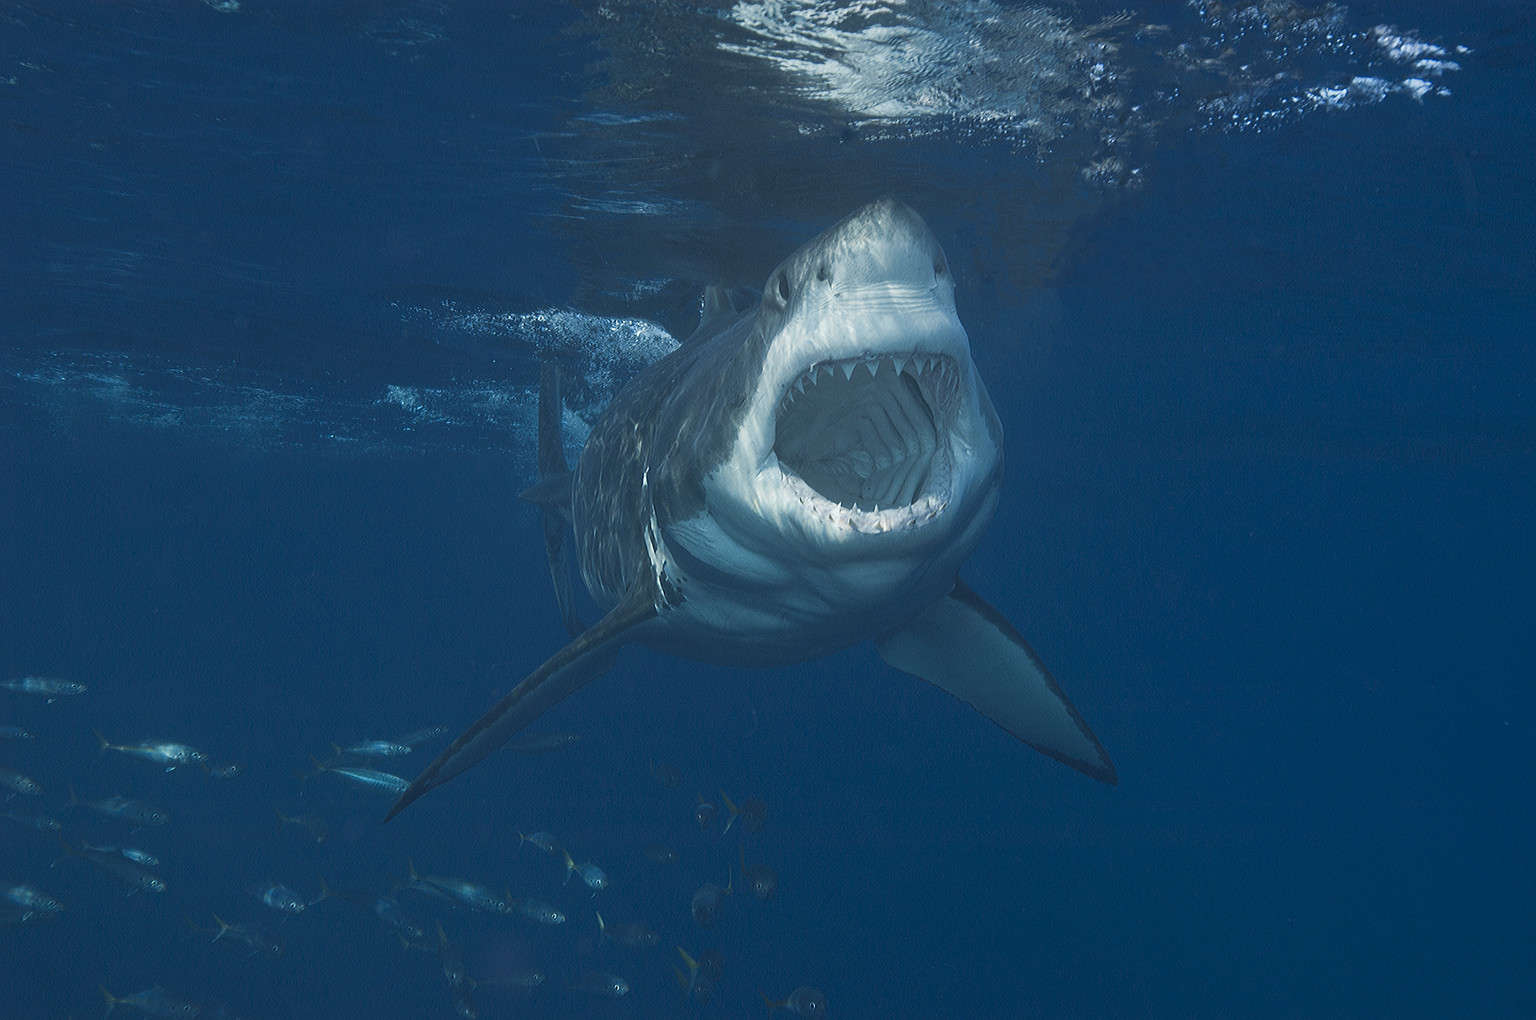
[876, 579, 1117, 784]
[518, 360, 583, 637]
[384, 586, 658, 822]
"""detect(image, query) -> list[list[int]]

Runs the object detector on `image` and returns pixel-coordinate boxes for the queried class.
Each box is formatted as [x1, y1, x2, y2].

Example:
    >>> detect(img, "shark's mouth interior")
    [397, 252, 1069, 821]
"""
[774, 353, 958, 512]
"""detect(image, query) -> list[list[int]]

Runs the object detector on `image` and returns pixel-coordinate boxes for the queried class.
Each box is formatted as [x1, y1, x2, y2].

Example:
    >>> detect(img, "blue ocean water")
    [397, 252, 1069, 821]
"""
[2, 2, 1532, 1017]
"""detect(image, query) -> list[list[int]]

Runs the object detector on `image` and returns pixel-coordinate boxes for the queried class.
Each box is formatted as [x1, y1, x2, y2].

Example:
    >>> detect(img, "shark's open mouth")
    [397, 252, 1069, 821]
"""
[774, 353, 958, 513]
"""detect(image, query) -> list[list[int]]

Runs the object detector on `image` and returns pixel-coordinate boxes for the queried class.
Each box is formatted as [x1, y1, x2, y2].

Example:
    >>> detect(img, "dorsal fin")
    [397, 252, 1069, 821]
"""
[681, 285, 756, 346]
[518, 473, 571, 513]
[528, 361, 581, 636]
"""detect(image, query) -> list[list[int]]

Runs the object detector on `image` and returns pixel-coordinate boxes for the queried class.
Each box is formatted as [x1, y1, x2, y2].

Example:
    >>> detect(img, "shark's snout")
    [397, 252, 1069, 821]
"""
[775, 197, 950, 304]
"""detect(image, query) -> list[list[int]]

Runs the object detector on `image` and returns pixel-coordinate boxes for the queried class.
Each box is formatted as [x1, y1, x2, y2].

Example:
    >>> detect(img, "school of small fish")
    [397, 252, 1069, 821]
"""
[2, 675, 827, 1016]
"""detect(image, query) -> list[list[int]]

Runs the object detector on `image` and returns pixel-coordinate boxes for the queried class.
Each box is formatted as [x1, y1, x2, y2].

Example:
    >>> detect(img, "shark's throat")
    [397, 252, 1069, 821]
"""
[773, 352, 959, 512]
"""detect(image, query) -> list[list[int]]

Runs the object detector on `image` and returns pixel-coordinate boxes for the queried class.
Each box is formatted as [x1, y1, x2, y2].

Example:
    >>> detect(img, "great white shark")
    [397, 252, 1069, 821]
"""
[386, 198, 1114, 821]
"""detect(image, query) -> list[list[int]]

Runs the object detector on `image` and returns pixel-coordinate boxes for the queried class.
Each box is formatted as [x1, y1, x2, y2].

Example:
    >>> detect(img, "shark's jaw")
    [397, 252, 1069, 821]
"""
[772, 348, 961, 531]
[735, 280, 995, 560]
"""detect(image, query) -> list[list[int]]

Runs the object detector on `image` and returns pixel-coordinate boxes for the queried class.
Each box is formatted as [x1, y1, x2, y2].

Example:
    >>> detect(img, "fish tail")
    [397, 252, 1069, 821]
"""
[210, 912, 231, 941]
[760, 989, 783, 1014]
[676, 945, 700, 998]
[100, 985, 120, 1016]
[92, 728, 110, 754]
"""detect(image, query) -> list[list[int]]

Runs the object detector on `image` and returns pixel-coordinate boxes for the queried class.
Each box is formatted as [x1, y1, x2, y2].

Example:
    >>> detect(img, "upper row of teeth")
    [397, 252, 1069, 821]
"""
[788, 354, 953, 394]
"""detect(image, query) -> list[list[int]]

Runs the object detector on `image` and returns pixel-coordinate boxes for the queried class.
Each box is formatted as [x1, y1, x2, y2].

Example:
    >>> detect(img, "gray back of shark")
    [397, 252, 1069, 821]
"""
[387, 199, 1114, 822]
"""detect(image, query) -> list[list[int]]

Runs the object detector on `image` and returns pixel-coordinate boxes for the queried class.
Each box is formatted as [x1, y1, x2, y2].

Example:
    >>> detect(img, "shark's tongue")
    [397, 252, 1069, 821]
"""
[774, 353, 949, 511]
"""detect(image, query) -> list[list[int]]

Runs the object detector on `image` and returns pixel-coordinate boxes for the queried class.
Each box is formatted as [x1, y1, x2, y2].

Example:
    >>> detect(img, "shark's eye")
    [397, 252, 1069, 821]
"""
[816, 263, 830, 284]
[933, 258, 946, 277]
[776, 273, 791, 304]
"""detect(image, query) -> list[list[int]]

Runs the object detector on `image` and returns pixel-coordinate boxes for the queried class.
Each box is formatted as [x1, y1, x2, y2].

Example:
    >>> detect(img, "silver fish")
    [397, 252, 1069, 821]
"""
[250, 879, 326, 915]
[4, 883, 64, 915]
[561, 850, 607, 891]
[395, 724, 450, 748]
[100, 985, 198, 1018]
[504, 732, 580, 754]
[310, 759, 409, 795]
[571, 971, 630, 998]
[0, 768, 43, 796]
[764, 986, 829, 1016]
[81, 843, 160, 868]
[196, 914, 284, 958]
[57, 838, 165, 894]
[67, 787, 169, 826]
[514, 898, 565, 925]
[405, 861, 513, 915]
[95, 730, 207, 769]
[517, 830, 561, 856]
[333, 740, 413, 758]
[2, 676, 86, 699]
[3, 810, 61, 832]
[596, 911, 658, 948]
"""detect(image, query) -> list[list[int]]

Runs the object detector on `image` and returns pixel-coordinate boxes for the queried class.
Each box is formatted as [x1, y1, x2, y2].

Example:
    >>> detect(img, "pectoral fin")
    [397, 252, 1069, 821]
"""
[876, 580, 1117, 784]
[385, 585, 659, 821]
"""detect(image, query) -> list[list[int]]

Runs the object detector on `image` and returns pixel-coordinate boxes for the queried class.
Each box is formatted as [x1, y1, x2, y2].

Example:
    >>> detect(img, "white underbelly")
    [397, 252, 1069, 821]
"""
[641, 541, 958, 667]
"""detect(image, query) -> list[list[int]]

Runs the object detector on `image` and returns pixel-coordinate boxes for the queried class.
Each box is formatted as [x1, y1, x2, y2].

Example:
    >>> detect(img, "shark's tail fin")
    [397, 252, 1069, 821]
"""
[720, 790, 740, 836]
[520, 359, 583, 637]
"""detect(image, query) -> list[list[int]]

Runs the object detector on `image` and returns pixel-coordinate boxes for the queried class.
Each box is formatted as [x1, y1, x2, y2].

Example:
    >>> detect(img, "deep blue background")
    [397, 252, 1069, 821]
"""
[3, 3, 1533, 1018]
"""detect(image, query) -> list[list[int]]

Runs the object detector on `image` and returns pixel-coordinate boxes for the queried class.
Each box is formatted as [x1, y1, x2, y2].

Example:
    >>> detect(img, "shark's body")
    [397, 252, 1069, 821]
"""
[388, 199, 1113, 821]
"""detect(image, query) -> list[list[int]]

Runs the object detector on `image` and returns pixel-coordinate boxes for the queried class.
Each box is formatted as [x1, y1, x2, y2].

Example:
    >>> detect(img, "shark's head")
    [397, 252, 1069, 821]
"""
[690, 199, 1003, 629]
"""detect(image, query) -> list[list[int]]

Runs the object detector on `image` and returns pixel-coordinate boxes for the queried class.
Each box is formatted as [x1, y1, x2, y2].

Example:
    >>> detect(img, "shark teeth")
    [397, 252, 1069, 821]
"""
[781, 352, 958, 411]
